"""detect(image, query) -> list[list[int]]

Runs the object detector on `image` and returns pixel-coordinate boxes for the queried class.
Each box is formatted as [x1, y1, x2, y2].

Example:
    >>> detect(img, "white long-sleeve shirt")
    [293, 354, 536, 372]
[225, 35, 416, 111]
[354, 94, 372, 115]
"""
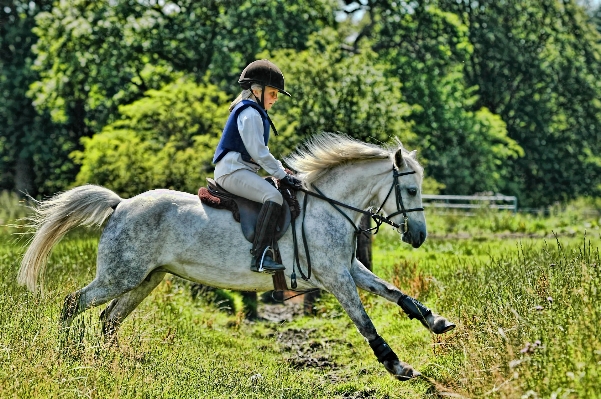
[214, 105, 287, 180]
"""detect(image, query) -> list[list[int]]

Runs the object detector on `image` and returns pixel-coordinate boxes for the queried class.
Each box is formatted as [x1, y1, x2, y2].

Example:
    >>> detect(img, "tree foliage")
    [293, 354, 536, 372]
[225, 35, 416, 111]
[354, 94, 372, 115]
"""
[268, 30, 414, 157]
[0, 0, 76, 196]
[72, 78, 229, 197]
[439, 0, 601, 205]
[342, 1, 523, 194]
[2, 0, 601, 207]
[17, 0, 334, 197]
[29, 0, 336, 130]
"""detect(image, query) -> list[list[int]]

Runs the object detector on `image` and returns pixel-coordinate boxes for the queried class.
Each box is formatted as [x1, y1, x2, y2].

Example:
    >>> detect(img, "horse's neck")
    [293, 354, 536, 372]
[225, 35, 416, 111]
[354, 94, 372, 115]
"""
[309, 159, 391, 225]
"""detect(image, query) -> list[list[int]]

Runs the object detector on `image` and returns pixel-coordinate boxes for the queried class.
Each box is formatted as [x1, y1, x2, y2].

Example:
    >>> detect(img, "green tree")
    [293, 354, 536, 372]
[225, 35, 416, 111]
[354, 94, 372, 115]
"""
[29, 0, 336, 133]
[439, 0, 601, 206]
[72, 78, 229, 197]
[268, 30, 415, 158]
[24, 0, 335, 195]
[0, 0, 75, 196]
[340, 2, 523, 194]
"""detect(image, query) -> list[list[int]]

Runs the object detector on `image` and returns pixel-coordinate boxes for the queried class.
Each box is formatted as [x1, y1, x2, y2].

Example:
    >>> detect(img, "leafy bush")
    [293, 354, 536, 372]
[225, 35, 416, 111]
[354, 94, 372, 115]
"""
[72, 78, 229, 197]
[267, 30, 416, 159]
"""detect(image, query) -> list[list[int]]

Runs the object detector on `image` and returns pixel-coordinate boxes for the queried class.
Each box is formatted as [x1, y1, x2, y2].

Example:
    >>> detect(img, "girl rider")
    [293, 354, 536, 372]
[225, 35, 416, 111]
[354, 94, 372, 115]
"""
[212, 59, 302, 273]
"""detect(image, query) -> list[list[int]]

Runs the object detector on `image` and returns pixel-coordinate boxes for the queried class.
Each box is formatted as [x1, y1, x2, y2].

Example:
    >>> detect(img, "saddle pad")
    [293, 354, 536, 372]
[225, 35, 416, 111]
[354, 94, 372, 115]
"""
[198, 187, 240, 222]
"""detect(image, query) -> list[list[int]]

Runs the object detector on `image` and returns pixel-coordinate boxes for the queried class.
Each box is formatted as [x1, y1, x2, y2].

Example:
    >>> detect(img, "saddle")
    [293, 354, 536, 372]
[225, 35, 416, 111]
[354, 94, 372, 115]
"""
[198, 177, 296, 243]
[198, 177, 300, 291]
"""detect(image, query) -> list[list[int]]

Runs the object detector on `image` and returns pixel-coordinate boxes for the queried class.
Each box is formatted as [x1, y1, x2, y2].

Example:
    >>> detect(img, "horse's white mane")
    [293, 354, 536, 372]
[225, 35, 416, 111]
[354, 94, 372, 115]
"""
[285, 132, 423, 184]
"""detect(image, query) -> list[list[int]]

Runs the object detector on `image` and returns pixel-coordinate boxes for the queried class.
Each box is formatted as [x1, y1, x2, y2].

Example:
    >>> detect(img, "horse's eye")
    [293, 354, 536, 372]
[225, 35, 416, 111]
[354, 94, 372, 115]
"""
[408, 188, 418, 196]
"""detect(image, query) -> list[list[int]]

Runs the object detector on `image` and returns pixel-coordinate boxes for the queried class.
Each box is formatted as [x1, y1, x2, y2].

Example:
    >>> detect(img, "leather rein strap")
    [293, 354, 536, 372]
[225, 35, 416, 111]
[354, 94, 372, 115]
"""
[289, 167, 424, 288]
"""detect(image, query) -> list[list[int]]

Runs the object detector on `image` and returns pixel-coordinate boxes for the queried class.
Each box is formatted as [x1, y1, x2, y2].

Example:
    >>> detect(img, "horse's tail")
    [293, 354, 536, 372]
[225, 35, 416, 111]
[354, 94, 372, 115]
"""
[18, 185, 122, 294]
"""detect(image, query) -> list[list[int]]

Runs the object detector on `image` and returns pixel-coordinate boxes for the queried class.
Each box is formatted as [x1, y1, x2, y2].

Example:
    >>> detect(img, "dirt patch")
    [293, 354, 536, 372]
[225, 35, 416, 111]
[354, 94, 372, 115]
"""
[258, 302, 304, 323]
[275, 328, 340, 370]
[339, 389, 379, 399]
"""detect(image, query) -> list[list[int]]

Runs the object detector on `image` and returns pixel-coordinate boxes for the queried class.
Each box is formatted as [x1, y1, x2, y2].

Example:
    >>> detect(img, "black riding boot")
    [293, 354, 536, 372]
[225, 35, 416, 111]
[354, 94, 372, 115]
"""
[250, 201, 285, 273]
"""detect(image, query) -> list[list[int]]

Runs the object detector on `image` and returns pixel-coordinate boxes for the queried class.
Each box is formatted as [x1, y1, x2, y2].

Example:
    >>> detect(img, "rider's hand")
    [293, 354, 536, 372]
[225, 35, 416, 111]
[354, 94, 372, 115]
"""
[281, 174, 303, 190]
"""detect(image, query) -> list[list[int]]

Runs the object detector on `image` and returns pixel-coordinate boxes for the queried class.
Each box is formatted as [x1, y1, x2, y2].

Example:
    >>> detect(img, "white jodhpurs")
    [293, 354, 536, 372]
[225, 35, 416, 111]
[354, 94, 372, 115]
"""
[216, 169, 283, 205]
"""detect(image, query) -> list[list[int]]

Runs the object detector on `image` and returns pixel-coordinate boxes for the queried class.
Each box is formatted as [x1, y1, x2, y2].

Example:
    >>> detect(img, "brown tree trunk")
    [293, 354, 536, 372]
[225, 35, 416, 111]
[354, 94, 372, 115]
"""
[15, 156, 35, 196]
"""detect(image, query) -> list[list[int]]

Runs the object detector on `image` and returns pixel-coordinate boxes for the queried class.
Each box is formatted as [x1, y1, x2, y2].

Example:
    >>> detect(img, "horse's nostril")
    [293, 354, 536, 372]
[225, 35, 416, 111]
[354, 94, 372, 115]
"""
[419, 232, 425, 242]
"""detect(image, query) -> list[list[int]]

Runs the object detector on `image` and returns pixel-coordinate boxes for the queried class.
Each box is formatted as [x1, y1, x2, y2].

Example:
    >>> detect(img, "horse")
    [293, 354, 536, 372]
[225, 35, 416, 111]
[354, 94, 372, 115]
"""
[18, 132, 454, 381]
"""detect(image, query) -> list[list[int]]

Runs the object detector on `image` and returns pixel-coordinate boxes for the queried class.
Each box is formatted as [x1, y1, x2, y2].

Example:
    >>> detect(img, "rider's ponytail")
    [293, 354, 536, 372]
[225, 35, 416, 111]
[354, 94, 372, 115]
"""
[229, 83, 263, 111]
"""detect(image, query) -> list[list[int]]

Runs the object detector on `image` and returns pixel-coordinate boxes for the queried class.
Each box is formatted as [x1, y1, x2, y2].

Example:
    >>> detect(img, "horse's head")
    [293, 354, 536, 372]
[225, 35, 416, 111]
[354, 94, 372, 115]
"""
[374, 147, 426, 248]
[285, 132, 427, 247]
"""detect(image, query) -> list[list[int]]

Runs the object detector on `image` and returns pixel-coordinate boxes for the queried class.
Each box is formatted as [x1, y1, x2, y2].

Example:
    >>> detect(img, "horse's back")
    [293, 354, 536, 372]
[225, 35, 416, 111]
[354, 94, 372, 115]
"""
[96, 189, 267, 288]
[103, 188, 238, 245]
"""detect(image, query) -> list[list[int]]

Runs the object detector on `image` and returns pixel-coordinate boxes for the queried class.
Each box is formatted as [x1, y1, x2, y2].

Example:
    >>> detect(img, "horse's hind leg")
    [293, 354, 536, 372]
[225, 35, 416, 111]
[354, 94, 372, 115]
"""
[100, 271, 166, 345]
[59, 276, 136, 350]
[61, 278, 125, 331]
[350, 258, 455, 334]
[61, 263, 155, 331]
[320, 268, 419, 380]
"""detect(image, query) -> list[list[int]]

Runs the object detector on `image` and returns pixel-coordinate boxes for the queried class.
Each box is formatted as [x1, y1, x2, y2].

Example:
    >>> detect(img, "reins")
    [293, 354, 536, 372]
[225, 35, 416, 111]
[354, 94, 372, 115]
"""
[288, 167, 424, 289]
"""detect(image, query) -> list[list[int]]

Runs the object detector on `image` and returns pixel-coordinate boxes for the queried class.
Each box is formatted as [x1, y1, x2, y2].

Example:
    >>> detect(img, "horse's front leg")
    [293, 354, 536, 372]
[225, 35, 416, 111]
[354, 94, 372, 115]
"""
[320, 268, 420, 380]
[350, 258, 455, 334]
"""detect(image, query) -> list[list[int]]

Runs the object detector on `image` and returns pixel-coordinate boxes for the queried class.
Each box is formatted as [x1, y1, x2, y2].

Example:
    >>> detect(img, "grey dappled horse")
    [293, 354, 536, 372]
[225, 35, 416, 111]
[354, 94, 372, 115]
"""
[18, 133, 454, 380]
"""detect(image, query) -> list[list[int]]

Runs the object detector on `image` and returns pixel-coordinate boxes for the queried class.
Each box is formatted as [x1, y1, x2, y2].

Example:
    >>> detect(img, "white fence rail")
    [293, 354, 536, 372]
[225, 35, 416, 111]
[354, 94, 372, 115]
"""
[422, 194, 518, 212]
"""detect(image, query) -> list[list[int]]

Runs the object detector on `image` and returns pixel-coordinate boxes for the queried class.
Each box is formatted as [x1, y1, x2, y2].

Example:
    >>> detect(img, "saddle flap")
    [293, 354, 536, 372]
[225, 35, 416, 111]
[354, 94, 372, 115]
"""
[201, 177, 291, 243]
[237, 198, 291, 243]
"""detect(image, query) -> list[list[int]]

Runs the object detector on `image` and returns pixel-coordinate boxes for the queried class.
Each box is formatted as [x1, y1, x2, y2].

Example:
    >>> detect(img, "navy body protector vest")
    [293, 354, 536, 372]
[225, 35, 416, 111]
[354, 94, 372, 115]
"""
[213, 100, 271, 164]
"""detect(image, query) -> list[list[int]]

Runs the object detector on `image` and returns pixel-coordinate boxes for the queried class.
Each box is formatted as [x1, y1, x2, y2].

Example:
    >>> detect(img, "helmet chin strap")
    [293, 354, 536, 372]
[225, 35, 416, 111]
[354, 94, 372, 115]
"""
[252, 85, 279, 136]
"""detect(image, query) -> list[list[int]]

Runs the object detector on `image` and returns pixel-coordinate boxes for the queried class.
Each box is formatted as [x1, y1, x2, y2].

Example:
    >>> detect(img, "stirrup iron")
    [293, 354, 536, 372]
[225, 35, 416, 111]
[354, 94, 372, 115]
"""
[257, 247, 272, 273]
[251, 246, 284, 273]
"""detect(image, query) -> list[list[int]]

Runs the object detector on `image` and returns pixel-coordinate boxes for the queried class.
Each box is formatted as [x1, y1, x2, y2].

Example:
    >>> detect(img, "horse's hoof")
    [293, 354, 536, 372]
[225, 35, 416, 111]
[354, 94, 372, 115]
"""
[384, 360, 420, 381]
[423, 315, 456, 334]
[394, 369, 421, 381]
[431, 317, 456, 334]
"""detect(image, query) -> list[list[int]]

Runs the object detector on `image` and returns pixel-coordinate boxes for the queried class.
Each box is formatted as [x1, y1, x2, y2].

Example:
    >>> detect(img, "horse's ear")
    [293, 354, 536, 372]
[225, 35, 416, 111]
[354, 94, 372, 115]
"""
[409, 150, 417, 160]
[394, 149, 406, 169]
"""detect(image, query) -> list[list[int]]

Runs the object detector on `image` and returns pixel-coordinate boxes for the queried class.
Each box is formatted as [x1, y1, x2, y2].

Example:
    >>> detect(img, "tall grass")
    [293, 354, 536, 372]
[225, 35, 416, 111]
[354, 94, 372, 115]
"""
[373, 226, 601, 397]
[0, 190, 31, 228]
[0, 233, 432, 398]
[425, 197, 601, 236]
[1, 198, 600, 397]
[430, 237, 600, 397]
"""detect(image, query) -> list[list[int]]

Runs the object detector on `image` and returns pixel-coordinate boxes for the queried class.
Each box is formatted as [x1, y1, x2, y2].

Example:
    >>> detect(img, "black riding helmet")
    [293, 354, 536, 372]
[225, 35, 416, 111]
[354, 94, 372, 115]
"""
[238, 59, 289, 135]
[238, 59, 292, 97]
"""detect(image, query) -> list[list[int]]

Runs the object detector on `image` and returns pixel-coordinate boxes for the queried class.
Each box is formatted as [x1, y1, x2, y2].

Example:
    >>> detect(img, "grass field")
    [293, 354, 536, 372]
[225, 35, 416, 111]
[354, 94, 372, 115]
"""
[1, 195, 600, 398]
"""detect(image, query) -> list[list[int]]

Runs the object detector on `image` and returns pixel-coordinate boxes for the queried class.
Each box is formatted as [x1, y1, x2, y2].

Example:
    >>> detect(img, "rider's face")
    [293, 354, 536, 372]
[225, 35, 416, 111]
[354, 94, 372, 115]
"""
[253, 86, 279, 111]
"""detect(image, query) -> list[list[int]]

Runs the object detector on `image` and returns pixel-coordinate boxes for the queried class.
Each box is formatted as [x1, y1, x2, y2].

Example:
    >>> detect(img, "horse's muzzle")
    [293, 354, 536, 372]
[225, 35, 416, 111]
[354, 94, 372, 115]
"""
[402, 230, 425, 248]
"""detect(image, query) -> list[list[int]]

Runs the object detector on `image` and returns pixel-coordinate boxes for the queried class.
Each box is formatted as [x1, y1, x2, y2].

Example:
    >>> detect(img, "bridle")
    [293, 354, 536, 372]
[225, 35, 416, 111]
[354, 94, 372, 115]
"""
[299, 166, 424, 234]
[288, 164, 424, 288]
[370, 167, 426, 234]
